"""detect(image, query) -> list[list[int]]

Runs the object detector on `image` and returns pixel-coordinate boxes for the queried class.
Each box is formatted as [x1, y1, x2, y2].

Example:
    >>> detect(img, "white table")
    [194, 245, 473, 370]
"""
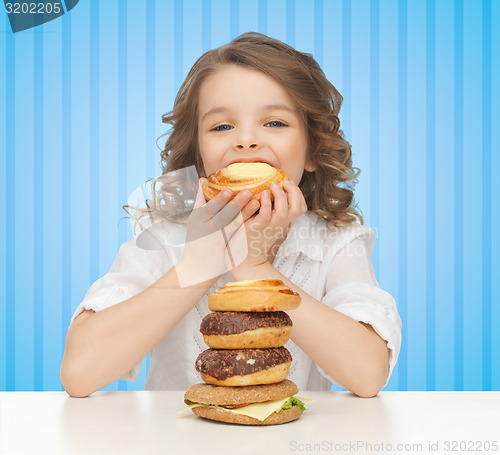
[1, 391, 499, 455]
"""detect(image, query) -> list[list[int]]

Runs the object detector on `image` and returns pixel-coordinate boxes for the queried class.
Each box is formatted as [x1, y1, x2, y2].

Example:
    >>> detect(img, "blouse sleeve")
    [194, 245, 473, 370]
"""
[317, 228, 402, 389]
[69, 238, 172, 382]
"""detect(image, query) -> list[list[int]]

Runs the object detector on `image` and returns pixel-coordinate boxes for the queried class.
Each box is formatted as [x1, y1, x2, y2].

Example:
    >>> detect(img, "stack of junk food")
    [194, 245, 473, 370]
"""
[182, 279, 308, 425]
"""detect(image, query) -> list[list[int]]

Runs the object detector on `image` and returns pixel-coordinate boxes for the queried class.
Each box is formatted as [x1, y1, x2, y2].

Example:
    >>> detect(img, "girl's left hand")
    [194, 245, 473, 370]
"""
[231, 179, 308, 270]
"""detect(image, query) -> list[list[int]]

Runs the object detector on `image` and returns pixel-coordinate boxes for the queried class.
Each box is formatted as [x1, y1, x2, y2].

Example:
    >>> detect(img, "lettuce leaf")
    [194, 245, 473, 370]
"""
[279, 396, 306, 412]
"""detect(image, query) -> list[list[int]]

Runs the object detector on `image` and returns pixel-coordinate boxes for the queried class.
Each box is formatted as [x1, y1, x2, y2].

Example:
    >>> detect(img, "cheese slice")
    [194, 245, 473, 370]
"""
[229, 397, 289, 420]
[178, 397, 289, 421]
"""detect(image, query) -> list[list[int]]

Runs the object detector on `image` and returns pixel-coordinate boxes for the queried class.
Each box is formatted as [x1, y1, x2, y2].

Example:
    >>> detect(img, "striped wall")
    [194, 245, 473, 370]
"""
[1, 0, 499, 392]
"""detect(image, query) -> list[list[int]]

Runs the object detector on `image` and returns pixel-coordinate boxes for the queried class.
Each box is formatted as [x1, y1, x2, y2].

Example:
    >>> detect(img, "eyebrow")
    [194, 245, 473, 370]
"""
[200, 104, 296, 122]
[201, 106, 229, 122]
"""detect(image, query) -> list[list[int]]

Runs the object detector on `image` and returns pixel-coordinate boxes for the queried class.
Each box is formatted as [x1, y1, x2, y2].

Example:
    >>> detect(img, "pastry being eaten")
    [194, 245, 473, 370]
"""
[202, 162, 288, 201]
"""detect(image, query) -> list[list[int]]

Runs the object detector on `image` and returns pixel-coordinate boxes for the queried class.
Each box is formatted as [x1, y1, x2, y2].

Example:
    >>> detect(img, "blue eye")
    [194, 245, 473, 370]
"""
[212, 124, 232, 132]
[266, 120, 287, 128]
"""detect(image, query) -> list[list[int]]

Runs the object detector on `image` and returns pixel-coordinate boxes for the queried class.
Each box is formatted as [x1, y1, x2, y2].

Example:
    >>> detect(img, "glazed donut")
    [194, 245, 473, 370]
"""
[200, 311, 293, 349]
[208, 279, 301, 312]
[202, 162, 288, 201]
[195, 347, 292, 386]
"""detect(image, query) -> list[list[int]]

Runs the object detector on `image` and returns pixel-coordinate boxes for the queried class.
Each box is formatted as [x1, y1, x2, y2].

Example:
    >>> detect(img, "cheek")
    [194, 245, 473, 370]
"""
[282, 136, 308, 183]
[200, 156, 215, 177]
[198, 143, 220, 176]
[288, 169, 305, 185]
[280, 157, 306, 184]
[198, 135, 212, 166]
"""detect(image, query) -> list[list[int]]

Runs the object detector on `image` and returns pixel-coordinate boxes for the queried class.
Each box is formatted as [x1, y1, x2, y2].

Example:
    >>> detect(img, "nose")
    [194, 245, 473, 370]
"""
[236, 142, 258, 150]
[233, 126, 261, 151]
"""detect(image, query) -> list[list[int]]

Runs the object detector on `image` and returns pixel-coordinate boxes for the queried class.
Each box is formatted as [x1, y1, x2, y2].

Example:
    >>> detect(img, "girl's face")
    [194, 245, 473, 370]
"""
[197, 65, 315, 183]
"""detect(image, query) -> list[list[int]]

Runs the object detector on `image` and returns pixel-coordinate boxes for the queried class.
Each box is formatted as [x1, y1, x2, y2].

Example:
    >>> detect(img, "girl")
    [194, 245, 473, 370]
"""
[61, 33, 401, 398]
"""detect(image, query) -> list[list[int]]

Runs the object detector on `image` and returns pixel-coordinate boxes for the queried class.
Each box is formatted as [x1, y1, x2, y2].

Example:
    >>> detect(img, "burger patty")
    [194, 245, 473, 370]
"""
[200, 311, 292, 336]
[195, 347, 292, 380]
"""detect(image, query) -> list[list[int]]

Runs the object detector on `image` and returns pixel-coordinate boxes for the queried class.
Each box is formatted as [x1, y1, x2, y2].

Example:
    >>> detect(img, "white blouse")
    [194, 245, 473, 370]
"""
[70, 211, 402, 391]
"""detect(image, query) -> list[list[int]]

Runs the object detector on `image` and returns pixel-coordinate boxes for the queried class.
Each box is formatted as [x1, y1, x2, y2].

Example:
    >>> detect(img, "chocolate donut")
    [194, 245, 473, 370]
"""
[200, 311, 293, 349]
[195, 347, 292, 386]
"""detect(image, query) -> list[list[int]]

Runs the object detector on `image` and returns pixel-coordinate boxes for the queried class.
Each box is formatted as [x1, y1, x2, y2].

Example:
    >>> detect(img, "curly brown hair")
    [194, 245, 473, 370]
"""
[160, 32, 363, 227]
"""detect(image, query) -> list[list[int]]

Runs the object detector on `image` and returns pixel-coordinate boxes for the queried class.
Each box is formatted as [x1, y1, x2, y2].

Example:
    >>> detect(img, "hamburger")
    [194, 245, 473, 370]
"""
[183, 379, 306, 425]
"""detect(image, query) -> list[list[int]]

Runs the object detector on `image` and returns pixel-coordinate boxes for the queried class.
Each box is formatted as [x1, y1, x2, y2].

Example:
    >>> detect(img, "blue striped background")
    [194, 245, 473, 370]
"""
[1, 0, 499, 392]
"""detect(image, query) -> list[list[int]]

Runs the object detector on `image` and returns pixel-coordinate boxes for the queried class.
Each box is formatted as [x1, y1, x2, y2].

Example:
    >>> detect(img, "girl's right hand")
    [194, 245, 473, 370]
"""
[175, 179, 260, 287]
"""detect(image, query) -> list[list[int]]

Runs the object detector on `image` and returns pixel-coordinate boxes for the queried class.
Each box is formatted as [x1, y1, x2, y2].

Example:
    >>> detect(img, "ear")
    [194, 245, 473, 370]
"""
[304, 160, 317, 172]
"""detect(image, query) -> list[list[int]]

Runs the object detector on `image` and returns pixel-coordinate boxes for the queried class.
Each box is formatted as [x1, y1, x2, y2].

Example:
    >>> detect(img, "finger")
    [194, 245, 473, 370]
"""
[193, 189, 252, 235]
[217, 189, 253, 218]
[206, 188, 234, 215]
[210, 189, 254, 231]
[242, 198, 261, 220]
[234, 198, 260, 223]
[255, 190, 272, 226]
[283, 179, 308, 217]
[270, 182, 288, 220]
[223, 210, 246, 240]
[222, 196, 259, 240]
[194, 180, 233, 217]
[191, 182, 233, 228]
